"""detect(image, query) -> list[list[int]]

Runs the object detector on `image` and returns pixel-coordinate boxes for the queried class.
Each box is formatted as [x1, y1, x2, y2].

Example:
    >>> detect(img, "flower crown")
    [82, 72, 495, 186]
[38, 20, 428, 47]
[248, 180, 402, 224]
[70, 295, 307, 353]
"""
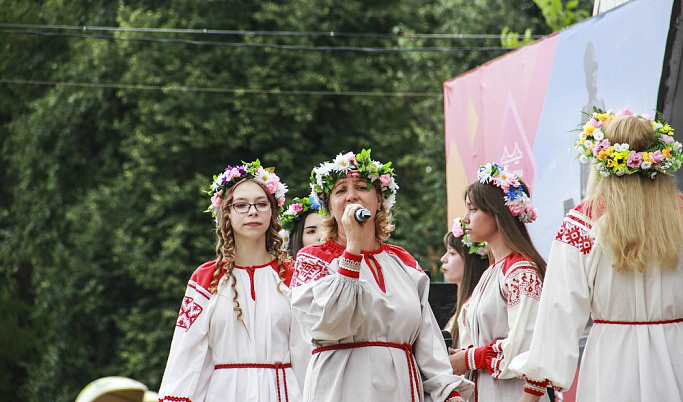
[206, 160, 288, 217]
[278, 196, 321, 249]
[451, 218, 488, 258]
[477, 162, 537, 224]
[310, 149, 399, 216]
[574, 107, 682, 178]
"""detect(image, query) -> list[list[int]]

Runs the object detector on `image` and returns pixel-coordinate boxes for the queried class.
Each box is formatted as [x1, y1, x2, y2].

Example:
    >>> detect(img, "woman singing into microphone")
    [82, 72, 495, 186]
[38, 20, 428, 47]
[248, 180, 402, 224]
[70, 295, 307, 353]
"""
[289, 149, 473, 402]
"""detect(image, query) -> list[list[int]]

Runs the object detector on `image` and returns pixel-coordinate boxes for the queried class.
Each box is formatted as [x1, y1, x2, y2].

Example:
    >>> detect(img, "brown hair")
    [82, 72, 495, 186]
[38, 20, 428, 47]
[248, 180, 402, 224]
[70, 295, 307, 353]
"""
[319, 180, 395, 242]
[465, 180, 546, 277]
[443, 231, 489, 343]
[585, 115, 683, 271]
[288, 210, 315, 257]
[209, 179, 290, 326]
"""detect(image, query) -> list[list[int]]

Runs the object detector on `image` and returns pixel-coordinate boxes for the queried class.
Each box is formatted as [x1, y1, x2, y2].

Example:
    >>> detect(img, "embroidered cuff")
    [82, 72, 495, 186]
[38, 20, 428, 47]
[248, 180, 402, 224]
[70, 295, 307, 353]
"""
[524, 379, 549, 396]
[465, 347, 476, 370]
[444, 390, 465, 402]
[337, 251, 362, 278]
[160, 396, 193, 402]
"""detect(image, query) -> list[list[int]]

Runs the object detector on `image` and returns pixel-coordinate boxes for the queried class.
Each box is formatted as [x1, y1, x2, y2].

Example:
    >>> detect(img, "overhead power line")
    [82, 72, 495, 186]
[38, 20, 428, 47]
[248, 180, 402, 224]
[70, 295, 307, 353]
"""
[0, 29, 514, 52]
[0, 23, 544, 40]
[0, 78, 443, 97]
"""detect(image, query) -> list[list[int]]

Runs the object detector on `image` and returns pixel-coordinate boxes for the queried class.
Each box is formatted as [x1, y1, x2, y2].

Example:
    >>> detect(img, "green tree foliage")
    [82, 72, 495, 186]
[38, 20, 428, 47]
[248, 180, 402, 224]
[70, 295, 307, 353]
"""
[501, 0, 592, 47]
[0, 0, 592, 400]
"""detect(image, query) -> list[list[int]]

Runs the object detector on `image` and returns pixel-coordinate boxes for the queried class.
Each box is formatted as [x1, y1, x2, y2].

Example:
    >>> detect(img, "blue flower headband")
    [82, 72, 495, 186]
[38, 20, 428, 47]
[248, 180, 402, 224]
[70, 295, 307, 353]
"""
[477, 162, 537, 224]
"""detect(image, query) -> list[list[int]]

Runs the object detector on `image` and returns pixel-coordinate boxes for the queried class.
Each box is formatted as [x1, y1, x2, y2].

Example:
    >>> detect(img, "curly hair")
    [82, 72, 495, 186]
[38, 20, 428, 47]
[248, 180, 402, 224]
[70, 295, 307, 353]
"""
[209, 179, 290, 327]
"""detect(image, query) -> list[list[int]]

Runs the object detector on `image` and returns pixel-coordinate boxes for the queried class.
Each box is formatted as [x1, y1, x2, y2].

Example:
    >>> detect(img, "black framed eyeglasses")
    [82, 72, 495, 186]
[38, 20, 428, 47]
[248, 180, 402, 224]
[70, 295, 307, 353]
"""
[229, 202, 271, 214]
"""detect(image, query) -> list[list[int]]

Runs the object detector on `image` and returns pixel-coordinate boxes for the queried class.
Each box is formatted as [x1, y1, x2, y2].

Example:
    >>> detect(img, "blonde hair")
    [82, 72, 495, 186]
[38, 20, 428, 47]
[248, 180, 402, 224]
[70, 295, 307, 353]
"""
[208, 179, 290, 326]
[585, 115, 683, 271]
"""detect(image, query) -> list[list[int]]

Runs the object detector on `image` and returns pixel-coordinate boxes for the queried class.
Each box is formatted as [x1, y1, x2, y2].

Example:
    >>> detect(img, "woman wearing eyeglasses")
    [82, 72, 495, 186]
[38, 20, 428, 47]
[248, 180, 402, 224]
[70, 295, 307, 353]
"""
[157, 160, 302, 402]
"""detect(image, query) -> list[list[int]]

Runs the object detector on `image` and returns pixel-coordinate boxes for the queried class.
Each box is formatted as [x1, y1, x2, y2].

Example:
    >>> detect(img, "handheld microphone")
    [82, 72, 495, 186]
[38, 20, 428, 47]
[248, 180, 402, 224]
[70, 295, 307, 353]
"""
[354, 208, 372, 223]
[441, 329, 453, 349]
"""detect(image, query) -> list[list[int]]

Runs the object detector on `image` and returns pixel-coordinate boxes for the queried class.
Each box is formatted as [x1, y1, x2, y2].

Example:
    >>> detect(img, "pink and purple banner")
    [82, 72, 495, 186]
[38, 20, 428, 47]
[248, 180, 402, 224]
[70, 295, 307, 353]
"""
[443, 0, 674, 258]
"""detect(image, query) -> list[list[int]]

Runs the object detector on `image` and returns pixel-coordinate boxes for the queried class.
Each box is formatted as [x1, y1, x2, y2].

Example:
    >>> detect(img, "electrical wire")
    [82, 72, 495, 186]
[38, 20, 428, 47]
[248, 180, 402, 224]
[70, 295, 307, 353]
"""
[0, 78, 443, 97]
[0, 29, 514, 53]
[0, 23, 544, 40]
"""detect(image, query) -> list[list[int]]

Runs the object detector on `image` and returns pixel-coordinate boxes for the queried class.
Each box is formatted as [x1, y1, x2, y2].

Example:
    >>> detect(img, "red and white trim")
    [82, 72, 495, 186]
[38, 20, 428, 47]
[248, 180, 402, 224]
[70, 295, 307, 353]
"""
[465, 347, 476, 370]
[523, 378, 548, 396]
[337, 251, 362, 278]
[445, 393, 465, 402]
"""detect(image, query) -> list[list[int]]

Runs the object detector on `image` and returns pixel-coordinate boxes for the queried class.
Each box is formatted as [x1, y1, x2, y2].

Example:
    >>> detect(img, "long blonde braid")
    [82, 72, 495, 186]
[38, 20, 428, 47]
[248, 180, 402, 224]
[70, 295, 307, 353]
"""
[266, 215, 292, 294]
[209, 185, 246, 327]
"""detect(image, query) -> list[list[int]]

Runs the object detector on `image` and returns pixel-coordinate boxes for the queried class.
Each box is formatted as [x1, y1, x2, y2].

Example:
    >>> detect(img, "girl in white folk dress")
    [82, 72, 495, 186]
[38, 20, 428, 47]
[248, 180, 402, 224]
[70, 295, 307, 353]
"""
[441, 218, 489, 351]
[449, 163, 551, 402]
[510, 108, 683, 401]
[157, 160, 302, 402]
[289, 149, 474, 402]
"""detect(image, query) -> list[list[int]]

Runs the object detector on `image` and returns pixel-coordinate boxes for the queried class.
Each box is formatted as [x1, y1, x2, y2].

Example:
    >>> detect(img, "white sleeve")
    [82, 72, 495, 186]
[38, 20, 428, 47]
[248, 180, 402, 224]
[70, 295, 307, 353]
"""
[486, 263, 544, 380]
[413, 270, 475, 402]
[509, 227, 593, 390]
[158, 282, 214, 401]
[289, 306, 312, 388]
[290, 252, 372, 344]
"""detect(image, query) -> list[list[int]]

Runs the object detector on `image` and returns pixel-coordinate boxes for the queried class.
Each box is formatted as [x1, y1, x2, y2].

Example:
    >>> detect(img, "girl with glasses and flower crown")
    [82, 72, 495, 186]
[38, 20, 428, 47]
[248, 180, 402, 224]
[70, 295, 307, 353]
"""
[448, 162, 550, 402]
[441, 218, 489, 351]
[289, 149, 474, 402]
[509, 108, 683, 402]
[157, 160, 302, 402]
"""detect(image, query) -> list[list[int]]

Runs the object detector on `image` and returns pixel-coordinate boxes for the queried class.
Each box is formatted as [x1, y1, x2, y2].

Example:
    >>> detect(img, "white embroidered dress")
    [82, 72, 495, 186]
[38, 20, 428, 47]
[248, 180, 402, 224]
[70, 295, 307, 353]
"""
[443, 298, 473, 350]
[289, 240, 474, 402]
[463, 253, 550, 401]
[510, 202, 683, 400]
[158, 259, 302, 402]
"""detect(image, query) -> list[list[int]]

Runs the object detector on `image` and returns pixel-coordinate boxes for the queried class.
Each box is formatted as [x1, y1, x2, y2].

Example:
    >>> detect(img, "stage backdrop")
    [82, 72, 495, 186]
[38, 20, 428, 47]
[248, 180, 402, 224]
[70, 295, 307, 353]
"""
[443, 0, 675, 258]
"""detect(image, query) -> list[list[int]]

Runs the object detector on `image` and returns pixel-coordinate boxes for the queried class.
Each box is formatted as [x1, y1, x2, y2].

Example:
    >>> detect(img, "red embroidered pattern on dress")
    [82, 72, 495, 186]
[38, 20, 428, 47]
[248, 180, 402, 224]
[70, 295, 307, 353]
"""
[555, 216, 593, 254]
[290, 252, 330, 288]
[160, 397, 192, 402]
[176, 296, 203, 331]
[505, 267, 543, 308]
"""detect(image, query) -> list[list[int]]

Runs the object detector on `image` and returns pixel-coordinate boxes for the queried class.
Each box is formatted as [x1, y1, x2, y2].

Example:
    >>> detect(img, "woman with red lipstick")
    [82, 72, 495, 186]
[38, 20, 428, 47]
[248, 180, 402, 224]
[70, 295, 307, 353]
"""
[449, 162, 549, 402]
[158, 160, 302, 402]
[289, 149, 473, 402]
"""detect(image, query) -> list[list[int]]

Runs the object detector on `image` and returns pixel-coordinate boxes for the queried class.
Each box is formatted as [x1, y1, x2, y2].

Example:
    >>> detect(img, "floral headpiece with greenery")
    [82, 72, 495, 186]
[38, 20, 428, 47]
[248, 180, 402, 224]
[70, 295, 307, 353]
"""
[477, 162, 537, 224]
[310, 149, 399, 216]
[451, 218, 488, 258]
[278, 196, 321, 249]
[206, 159, 288, 217]
[574, 107, 682, 178]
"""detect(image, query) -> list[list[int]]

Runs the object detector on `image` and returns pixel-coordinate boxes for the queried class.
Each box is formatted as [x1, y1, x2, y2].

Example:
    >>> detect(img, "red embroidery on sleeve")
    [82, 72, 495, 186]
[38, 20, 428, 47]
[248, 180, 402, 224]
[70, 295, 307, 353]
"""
[505, 268, 543, 308]
[555, 216, 593, 254]
[176, 296, 203, 331]
[290, 252, 330, 288]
